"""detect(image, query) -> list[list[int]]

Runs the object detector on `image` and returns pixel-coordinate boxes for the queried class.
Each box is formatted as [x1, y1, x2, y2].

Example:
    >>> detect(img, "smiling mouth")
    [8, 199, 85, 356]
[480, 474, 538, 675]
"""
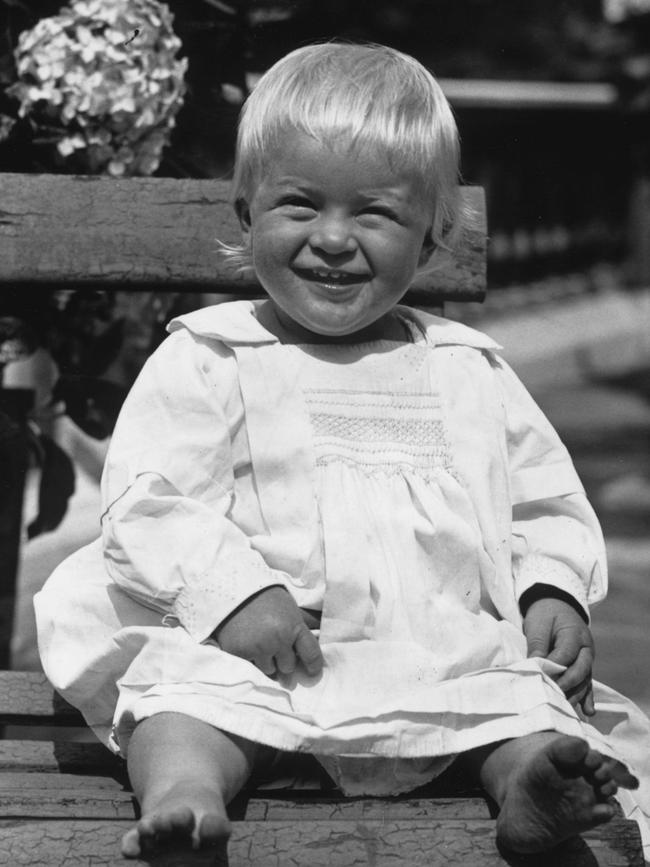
[295, 267, 369, 286]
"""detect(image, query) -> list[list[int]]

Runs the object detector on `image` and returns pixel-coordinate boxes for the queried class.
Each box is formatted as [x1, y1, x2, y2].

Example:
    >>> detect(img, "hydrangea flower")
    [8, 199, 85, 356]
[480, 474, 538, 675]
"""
[9, 0, 187, 176]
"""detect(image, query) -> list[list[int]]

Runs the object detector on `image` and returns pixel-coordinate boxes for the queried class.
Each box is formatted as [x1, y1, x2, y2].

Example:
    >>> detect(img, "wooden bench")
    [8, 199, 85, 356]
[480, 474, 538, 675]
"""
[0, 670, 645, 866]
[0, 173, 486, 665]
[0, 173, 645, 865]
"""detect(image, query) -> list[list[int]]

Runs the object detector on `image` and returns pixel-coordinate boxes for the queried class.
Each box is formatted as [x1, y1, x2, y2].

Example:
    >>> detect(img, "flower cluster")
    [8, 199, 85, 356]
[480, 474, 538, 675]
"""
[9, 0, 187, 176]
[603, 0, 650, 22]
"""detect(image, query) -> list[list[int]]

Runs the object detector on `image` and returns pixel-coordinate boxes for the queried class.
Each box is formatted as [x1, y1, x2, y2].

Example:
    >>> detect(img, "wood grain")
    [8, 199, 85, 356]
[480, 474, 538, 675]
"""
[0, 772, 134, 818]
[0, 174, 486, 301]
[0, 818, 222, 866]
[244, 795, 493, 821]
[0, 817, 642, 866]
[0, 739, 125, 776]
[0, 670, 82, 724]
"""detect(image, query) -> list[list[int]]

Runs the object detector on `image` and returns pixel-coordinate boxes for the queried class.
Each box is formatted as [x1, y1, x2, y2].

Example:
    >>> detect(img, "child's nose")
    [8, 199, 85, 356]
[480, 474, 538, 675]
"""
[309, 214, 357, 255]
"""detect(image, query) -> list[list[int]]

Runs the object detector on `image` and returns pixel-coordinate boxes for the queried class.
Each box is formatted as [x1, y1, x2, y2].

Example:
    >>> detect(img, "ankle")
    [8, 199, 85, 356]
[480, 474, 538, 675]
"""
[139, 778, 225, 815]
[464, 742, 514, 807]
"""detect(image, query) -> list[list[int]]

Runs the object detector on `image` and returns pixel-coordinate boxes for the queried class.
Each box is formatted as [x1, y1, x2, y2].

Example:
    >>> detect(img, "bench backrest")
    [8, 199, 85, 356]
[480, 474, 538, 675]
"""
[0, 173, 486, 302]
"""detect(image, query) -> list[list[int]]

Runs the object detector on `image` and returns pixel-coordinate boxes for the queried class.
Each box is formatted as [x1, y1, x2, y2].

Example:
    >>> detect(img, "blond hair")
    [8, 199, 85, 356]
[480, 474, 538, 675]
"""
[222, 42, 463, 275]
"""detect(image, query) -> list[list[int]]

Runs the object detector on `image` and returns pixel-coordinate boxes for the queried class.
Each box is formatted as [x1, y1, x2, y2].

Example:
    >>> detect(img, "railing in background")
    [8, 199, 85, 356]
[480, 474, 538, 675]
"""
[445, 78, 641, 295]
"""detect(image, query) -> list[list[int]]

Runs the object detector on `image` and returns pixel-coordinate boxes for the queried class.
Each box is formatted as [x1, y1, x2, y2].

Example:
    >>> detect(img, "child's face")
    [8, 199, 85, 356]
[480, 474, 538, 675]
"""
[238, 129, 434, 342]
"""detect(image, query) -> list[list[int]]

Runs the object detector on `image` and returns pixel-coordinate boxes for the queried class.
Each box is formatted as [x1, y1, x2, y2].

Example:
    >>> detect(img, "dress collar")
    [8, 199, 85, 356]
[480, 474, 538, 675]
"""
[168, 299, 502, 352]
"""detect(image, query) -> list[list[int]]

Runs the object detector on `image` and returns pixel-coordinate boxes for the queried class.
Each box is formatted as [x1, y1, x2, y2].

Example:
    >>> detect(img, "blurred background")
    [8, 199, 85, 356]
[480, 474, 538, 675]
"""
[1, 0, 649, 714]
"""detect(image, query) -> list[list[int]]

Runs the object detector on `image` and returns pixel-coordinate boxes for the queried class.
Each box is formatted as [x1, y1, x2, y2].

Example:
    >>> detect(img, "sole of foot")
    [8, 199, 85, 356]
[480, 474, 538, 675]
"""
[496, 735, 638, 854]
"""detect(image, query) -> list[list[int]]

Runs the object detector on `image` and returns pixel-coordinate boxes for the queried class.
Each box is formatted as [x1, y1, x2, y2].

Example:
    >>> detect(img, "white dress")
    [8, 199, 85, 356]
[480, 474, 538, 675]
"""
[35, 301, 650, 849]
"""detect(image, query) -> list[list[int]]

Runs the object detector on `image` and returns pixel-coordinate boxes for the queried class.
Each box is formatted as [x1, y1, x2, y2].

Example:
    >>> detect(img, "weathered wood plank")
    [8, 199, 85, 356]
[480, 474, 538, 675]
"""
[0, 817, 642, 866]
[0, 671, 83, 725]
[0, 774, 488, 822]
[0, 174, 486, 301]
[0, 818, 222, 866]
[0, 740, 125, 776]
[0, 669, 643, 866]
[226, 819, 644, 867]
[245, 795, 493, 821]
[0, 772, 134, 819]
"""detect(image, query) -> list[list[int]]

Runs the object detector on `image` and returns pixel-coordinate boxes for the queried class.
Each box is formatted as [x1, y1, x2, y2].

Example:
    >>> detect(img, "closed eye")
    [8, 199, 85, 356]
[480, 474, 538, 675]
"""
[278, 195, 315, 209]
[359, 206, 400, 221]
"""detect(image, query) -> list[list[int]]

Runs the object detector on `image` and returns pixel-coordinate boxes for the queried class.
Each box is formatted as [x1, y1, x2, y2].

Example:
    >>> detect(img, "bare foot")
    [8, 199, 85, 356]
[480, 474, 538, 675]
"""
[121, 781, 232, 858]
[496, 735, 639, 854]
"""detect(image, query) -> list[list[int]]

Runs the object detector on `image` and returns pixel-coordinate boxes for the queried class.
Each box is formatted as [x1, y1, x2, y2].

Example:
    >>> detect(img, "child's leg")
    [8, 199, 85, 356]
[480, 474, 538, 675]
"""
[121, 712, 259, 858]
[465, 733, 639, 854]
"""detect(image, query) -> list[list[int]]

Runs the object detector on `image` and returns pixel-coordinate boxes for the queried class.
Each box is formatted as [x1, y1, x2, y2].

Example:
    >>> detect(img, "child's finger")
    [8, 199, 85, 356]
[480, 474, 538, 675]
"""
[581, 685, 596, 716]
[555, 645, 593, 692]
[566, 677, 591, 707]
[275, 646, 298, 674]
[567, 681, 596, 718]
[524, 621, 553, 659]
[294, 624, 324, 675]
[546, 630, 582, 668]
[254, 654, 277, 676]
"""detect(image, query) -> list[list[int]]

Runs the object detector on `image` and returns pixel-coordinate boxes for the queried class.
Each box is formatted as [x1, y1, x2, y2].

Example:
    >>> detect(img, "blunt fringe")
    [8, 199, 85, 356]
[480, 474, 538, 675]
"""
[221, 42, 466, 277]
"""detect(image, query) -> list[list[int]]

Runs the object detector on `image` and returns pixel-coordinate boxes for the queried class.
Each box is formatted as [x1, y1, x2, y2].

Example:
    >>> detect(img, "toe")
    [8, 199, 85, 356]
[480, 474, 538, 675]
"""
[610, 761, 639, 789]
[166, 805, 196, 834]
[135, 815, 159, 843]
[196, 813, 232, 848]
[583, 749, 604, 773]
[121, 828, 143, 859]
[593, 759, 616, 782]
[592, 802, 618, 824]
[129, 808, 195, 855]
[598, 780, 618, 798]
[593, 758, 639, 790]
[549, 736, 591, 770]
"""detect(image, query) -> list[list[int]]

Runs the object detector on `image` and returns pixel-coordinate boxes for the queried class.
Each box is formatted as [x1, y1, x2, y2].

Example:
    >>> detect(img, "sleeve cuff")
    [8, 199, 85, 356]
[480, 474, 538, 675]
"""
[515, 553, 590, 622]
[173, 566, 291, 642]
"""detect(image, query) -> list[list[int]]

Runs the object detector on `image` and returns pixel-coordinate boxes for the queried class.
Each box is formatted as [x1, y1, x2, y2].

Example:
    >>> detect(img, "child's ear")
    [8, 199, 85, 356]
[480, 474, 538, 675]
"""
[235, 198, 252, 244]
[418, 229, 435, 267]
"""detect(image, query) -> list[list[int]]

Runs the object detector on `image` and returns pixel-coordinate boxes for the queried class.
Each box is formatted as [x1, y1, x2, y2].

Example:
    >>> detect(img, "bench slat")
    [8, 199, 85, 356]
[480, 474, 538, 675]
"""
[0, 772, 134, 819]
[0, 671, 645, 866]
[230, 818, 643, 866]
[0, 818, 220, 866]
[0, 817, 642, 866]
[0, 775, 490, 821]
[245, 795, 492, 820]
[0, 740, 125, 776]
[0, 671, 83, 724]
[0, 174, 486, 301]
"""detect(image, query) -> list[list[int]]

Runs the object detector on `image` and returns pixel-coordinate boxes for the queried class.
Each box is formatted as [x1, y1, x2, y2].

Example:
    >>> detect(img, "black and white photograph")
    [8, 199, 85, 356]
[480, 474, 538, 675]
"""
[1, 1, 650, 864]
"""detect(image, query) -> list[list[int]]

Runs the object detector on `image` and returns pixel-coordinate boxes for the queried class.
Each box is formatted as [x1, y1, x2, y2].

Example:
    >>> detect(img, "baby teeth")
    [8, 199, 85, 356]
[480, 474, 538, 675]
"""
[314, 269, 341, 278]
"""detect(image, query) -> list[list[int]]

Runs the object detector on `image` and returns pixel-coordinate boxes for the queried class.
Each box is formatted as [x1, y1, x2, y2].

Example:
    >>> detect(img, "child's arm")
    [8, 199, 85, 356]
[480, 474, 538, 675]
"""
[522, 595, 595, 715]
[100, 329, 321, 674]
[495, 357, 606, 714]
[510, 491, 603, 716]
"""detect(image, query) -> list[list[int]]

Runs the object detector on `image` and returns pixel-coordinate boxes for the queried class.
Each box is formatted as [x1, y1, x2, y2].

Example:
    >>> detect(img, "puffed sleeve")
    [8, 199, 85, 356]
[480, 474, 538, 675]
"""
[495, 357, 607, 618]
[100, 328, 290, 642]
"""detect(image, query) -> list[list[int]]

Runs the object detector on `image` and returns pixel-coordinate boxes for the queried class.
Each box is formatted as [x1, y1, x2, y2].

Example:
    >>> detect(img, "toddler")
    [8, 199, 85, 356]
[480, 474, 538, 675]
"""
[35, 42, 650, 860]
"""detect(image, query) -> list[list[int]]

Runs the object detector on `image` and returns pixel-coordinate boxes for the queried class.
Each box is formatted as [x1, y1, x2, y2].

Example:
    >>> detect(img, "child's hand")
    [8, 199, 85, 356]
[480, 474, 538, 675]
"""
[214, 586, 324, 677]
[523, 597, 595, 716]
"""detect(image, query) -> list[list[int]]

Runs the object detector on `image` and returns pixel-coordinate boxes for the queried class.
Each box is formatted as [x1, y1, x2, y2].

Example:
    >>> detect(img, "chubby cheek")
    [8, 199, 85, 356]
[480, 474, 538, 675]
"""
[250, 226, 296, 281]
[377, 246, 423, 289]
